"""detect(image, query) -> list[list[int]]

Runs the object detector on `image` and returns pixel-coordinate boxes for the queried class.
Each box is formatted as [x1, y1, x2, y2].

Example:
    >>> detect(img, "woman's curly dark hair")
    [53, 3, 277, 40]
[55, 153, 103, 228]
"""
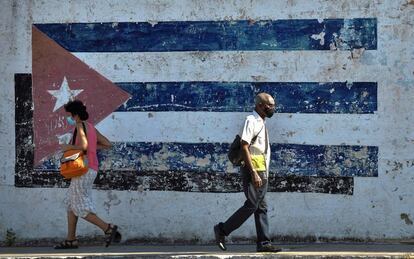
[64, 100, 89, 121]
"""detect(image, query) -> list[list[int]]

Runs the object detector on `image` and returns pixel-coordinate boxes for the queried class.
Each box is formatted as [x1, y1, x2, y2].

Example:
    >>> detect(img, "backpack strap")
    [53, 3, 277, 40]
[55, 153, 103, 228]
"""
[264, 125, 268, 155]
[250, 125, 264, 146]
[71, 122, 88, 153]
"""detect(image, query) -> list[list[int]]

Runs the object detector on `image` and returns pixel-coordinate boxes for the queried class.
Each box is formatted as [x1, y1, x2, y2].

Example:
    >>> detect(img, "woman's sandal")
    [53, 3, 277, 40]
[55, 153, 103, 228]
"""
[104, 224, 122, 247]
[114, 230, 122, 243]
[54, 239, 79, 249]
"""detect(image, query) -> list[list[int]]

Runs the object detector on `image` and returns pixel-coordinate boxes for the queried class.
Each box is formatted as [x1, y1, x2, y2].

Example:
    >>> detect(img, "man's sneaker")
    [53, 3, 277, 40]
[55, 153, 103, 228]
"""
[213, 224, 227, 251]
[257, 244, 282, 253]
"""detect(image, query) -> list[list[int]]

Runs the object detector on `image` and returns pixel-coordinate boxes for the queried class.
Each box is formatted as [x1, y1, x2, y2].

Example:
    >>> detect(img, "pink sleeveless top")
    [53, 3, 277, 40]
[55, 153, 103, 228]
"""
[75, 122, 99, 171]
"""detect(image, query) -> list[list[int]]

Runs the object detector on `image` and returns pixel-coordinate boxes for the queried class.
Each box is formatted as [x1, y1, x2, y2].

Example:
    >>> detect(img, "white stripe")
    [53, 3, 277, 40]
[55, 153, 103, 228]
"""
[31, 0, 381, 24]
[96, 112, 380, 146]
[74, 51, 381, 83]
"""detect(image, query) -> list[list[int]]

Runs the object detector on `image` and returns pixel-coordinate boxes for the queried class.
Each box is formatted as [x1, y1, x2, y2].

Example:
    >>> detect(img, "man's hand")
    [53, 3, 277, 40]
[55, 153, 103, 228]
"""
[251, 170, 262, 188]
[241, 141, 263, 188]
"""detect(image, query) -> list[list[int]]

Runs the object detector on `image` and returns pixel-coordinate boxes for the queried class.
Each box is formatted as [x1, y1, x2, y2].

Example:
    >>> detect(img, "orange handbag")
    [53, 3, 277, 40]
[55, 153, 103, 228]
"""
[60, 123, 88, 179]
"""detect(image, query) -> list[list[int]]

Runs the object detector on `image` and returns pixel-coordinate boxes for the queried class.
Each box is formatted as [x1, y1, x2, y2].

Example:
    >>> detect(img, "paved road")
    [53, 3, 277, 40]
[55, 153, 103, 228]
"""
[1, 243, 414, 258]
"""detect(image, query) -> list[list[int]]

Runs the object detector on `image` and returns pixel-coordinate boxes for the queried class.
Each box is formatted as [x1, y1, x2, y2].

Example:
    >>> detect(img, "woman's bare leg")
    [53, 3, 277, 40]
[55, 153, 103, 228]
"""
[67, 210, 78, 240]
[83, 213, 109, 232]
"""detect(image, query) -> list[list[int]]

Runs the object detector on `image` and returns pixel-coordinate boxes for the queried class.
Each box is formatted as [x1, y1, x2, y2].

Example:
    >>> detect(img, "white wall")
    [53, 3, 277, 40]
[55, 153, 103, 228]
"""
[1, 0, 414, 243]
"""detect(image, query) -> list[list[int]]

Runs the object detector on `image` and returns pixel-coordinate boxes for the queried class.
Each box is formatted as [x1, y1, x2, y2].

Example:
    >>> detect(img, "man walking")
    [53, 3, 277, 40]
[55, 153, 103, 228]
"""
[214, 93, 281, 253]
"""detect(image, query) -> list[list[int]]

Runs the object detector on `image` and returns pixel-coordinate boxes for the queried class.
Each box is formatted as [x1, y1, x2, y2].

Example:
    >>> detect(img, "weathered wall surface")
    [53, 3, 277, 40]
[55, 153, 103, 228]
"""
[1, 0, 414, 243]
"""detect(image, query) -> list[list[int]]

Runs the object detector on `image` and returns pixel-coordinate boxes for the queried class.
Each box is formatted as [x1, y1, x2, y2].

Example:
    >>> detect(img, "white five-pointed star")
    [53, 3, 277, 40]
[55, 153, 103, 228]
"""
[47, 77, 84, 112]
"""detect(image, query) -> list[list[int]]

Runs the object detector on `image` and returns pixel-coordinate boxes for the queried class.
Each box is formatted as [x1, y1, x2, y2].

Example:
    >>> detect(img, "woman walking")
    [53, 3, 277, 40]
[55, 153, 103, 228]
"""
[55, 100, 121, 249]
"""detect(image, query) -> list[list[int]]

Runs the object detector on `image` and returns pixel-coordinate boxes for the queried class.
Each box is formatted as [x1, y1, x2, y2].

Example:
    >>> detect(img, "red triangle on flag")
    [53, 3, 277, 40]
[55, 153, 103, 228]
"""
[32, 25, 131, 165]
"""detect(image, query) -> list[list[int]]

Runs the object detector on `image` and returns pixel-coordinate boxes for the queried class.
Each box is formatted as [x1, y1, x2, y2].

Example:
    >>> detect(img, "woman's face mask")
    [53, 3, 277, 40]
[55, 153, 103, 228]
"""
[66, 116, 76, 126]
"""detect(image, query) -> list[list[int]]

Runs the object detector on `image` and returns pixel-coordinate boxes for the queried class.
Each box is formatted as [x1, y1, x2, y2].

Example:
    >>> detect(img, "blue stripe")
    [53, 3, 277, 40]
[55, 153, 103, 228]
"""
[28, 170, 354, 194]
[116, 82, 377, 113]
[38, 142, 378, 177]
[34, 19, 377, 52]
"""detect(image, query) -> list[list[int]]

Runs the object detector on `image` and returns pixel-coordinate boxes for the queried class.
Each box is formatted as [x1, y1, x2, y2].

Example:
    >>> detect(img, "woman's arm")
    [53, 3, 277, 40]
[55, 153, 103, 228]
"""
[96, 129, 112, 150]
[61, 123, 88, 151]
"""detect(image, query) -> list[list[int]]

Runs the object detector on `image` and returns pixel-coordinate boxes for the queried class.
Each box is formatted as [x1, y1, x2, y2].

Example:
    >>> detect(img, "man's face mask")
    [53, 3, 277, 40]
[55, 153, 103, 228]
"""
[262, 103, 275, 118]
[264, 106, 275, 118]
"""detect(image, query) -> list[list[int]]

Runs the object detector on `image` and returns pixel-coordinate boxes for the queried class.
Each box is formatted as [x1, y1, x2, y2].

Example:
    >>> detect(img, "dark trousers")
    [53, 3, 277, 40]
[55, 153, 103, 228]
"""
[221, 167, 271, 246]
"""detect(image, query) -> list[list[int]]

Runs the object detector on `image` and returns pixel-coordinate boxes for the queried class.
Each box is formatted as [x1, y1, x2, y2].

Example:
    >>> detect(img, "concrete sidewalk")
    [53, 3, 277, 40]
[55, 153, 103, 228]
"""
[1, 243, 414, 258]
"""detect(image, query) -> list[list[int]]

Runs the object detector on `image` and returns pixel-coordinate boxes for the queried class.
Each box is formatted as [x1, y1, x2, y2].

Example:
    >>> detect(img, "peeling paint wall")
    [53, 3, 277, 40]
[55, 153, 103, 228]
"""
[1, 0, 414, 243]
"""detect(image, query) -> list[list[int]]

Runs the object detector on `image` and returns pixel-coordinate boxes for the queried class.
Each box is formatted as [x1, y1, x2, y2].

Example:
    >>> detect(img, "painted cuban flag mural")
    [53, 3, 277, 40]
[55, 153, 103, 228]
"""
[15, 18, 378, 194]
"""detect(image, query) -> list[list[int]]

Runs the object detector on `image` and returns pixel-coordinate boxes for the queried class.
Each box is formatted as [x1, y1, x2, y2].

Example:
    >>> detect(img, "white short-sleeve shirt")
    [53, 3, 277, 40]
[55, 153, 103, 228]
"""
[240, 110, 271, 175]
